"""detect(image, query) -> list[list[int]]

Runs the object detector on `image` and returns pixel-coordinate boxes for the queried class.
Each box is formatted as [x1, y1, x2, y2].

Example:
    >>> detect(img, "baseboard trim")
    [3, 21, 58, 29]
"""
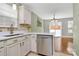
[72, 51, 77, 56]
[25, 51, 31, 56]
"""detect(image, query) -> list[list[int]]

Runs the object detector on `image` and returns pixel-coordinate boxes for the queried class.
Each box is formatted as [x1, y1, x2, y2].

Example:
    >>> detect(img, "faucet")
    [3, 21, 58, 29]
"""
[10, 24, 14, 34]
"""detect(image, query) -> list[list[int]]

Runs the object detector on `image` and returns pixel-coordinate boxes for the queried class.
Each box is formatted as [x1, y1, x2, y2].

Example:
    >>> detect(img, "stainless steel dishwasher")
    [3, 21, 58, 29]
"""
[37, 35, 53, 56]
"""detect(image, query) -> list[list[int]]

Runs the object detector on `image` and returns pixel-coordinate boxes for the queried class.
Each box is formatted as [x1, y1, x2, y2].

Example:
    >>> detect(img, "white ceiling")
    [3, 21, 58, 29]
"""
[24, 3, 73, 19]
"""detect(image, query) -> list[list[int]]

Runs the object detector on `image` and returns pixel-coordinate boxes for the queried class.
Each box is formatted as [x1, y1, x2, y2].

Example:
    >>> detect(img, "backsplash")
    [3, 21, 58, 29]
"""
[0, 27, 17, 32]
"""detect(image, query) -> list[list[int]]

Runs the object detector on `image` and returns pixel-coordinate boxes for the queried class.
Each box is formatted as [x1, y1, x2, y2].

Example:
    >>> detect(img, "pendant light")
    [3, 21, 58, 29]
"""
[49, 11, 61, 30]
[49, 11, 57, 29]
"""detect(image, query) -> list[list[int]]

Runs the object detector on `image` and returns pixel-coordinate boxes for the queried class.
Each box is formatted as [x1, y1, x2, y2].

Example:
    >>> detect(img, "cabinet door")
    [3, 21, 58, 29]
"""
[0, 48, 5, 56]
[21, 36, 30, 56]
[26, 36, 30, 53]
[19, 6, 24, 24]
[17, 42, 21, 56]
[24, 9, 31, 24]
[30, 35, 37, 52]
[6, 43, 19, 56]
[21, 39, 27, 56]
[19, 6, 31, 24]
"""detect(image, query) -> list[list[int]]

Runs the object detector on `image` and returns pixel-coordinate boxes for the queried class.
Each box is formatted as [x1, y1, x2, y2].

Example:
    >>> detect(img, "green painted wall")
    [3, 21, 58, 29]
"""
[73, 3, 79, 55]
[31, 12, 43, 32]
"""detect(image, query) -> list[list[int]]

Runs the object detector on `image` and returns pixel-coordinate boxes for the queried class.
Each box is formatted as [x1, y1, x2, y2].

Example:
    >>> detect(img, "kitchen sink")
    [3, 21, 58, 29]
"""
[4, 34, 21, 37]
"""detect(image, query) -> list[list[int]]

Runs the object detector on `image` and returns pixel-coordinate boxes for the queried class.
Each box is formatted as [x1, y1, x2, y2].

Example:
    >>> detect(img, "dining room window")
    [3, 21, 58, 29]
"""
[68, 20, 73, 33]
[49, 20, 62, 37]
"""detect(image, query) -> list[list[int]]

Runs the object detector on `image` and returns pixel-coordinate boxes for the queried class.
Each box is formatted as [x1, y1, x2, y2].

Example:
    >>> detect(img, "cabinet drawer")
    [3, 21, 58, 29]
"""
[18, 36, 26, 42]
[6, 38, 18, 46]
[0, 41, 4, 49]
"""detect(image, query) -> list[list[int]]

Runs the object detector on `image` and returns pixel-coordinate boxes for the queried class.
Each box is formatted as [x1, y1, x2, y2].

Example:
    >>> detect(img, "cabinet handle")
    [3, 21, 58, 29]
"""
[20, 43, 21, 47]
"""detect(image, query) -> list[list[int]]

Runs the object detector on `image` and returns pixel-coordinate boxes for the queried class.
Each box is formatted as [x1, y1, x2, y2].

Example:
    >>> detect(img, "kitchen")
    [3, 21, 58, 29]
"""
[0, 3, 77, 56]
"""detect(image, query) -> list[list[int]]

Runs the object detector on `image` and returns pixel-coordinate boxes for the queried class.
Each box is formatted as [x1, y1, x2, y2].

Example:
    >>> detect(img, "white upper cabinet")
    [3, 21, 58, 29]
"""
[0, 4, 17, 18]
[19, 5, 31, 24]
[0, 4, 17, 27]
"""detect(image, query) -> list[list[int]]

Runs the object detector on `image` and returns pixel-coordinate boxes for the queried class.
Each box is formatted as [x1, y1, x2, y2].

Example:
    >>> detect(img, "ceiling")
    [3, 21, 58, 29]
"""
[24, 3, 73, 19]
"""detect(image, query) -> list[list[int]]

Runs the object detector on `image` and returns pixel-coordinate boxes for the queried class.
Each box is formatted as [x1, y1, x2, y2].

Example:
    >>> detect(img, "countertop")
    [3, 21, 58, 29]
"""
[0, 32, 53, 41]
[61, 36, 73, 38]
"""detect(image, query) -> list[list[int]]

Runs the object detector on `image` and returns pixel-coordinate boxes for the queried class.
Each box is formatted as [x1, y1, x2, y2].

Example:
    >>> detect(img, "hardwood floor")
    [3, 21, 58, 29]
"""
[54, 36, 73, 55]
[61, 37, 73, 55]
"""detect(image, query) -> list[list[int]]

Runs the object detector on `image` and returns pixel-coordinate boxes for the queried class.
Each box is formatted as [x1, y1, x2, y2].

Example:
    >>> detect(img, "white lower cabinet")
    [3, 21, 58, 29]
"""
[20, 40, 27, 56]
[6, 35, 31, 56]
[0, 47, 5, 56]
[6, 36, 29, 56]
[6, 43, 19, 56]
[0, 41, 5, 56]
[20, 36, 30, 56]
[25, 35, 31, 54]
[17, 42, 21, 56]
[30, 35, 37, 52]
[0, 34, 35, 56]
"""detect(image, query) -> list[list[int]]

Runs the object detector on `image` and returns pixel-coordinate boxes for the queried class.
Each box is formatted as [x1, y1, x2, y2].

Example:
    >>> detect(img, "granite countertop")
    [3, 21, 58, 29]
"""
[0, 32, 53, 41]
[24, 32, 53, 35]
[0, 34, 25, 41]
